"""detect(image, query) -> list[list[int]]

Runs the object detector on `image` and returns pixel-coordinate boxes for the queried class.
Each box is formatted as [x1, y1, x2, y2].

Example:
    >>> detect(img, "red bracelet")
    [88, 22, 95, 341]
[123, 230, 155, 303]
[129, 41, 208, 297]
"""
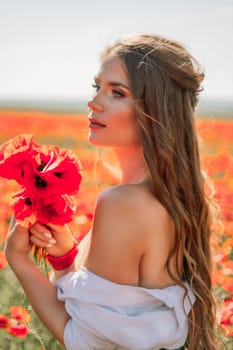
[46, 242, 78, 270]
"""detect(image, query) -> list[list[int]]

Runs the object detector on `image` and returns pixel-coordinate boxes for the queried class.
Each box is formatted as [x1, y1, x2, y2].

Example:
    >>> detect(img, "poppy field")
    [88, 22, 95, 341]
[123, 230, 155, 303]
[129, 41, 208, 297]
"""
[0, 109, 232, 349]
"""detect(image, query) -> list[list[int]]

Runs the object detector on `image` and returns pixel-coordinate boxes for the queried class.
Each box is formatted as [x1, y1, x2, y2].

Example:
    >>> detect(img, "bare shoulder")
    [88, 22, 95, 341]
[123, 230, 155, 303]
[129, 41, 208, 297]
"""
[83, 184, 175, 286]
[92, 184, 149, 245]
[96, 184, 146, 214]
[94, 184, 170, 229]
[95, 184, 172, 231]
[97, 183, 142, 202]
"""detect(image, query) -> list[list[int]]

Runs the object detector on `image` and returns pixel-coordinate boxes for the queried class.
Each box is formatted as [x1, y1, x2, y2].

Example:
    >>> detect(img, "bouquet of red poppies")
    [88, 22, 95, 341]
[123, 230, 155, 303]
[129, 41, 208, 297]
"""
[0, 134, 82, 227]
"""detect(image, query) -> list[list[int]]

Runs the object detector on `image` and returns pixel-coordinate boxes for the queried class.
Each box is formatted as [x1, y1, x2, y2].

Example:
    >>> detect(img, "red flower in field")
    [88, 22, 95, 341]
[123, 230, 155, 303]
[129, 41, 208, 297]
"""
[220, 298, 233, 326]
[0, 315, 9, 328]
[10, 305, 31, 323]
[0, 251, 7, 269]
[0, 134, 38, 185]
[7, 323, 29, 338]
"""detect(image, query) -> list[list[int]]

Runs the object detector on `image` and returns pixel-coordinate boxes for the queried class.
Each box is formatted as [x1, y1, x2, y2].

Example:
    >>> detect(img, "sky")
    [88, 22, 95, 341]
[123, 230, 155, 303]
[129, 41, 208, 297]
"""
[0, 0, 233, 103]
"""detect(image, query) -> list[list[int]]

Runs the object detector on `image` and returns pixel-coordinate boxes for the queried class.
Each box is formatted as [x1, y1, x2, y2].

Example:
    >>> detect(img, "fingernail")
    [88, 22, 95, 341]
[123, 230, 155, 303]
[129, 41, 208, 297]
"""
[44, 232, 52, 238]
[47, 243, 53, 248]
[48, 238, 56, 244]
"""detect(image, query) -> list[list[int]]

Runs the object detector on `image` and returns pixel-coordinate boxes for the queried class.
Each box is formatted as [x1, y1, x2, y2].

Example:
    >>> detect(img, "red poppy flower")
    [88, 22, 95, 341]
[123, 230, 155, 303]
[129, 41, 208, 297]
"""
[7, 323, 29, 338]
[38, 194, 75, 224]
[30, 145, 82, 197]
[12, 189, 76, 225]
[10, 305, 31, 323]
[0, 134, 38, 185]
[12, 189, 38, 224]
[0, 315, 9, 328]
[0, 134, 82, 226]
[220, 298, 233, 326]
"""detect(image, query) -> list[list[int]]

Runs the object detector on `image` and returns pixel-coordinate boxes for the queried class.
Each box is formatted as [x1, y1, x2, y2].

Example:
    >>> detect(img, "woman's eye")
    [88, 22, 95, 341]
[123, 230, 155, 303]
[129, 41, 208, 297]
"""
[92, 83, 100, 91]
[112, 89, 125, 98]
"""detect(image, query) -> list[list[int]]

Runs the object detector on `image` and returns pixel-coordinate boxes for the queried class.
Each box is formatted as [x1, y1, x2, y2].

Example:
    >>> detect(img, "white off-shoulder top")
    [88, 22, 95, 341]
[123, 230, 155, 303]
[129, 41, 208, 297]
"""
[52, 266, 195, 350]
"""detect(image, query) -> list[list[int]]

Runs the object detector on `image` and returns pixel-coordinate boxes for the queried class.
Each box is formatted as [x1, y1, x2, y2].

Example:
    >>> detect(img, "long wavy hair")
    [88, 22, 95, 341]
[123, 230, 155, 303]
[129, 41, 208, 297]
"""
[102, 34, 218, 349]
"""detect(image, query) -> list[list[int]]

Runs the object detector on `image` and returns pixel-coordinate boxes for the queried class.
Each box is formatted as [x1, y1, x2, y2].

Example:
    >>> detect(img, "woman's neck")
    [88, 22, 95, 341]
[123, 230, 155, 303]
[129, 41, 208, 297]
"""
[113, 146, 150, 185]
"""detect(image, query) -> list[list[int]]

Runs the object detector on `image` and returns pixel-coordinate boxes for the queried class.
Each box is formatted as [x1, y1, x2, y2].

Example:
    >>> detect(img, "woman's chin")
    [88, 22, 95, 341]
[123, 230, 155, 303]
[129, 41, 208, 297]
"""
[88, 135, 105, 147]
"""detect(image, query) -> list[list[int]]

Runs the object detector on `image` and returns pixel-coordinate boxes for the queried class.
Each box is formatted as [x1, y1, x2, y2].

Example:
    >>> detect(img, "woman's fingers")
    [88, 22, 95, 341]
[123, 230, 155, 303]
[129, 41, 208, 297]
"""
[29, 222, 74, 256]
[45, 223, 74, 246]
[29, 223, 57, 247]
[30, 234, 56, 248]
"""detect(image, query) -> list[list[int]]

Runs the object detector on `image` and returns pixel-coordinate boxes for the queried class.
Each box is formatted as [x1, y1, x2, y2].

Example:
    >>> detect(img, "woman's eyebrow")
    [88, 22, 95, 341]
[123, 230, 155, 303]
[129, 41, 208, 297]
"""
[108, 81, 130, 90]
[94, 77, 130, 90]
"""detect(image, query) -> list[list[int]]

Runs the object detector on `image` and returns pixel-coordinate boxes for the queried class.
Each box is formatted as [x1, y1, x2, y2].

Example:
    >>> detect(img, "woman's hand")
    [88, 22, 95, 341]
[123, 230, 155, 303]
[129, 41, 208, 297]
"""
[5, 216, 31, 259]
[29, 222, 74, 257]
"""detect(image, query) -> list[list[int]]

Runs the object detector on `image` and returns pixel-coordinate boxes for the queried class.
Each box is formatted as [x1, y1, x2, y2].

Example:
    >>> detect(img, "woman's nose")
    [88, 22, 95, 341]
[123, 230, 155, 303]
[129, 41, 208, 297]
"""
[87, 99, 104, 112]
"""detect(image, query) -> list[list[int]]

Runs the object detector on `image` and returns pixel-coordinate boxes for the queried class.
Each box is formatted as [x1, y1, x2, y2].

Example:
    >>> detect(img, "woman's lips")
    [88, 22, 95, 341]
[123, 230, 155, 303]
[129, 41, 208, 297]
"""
[88, 118, 106, 129]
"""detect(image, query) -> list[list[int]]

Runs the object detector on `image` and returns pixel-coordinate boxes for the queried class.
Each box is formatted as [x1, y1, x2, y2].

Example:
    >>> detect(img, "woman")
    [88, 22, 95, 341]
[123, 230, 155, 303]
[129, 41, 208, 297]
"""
[5, 34, 217, 349]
